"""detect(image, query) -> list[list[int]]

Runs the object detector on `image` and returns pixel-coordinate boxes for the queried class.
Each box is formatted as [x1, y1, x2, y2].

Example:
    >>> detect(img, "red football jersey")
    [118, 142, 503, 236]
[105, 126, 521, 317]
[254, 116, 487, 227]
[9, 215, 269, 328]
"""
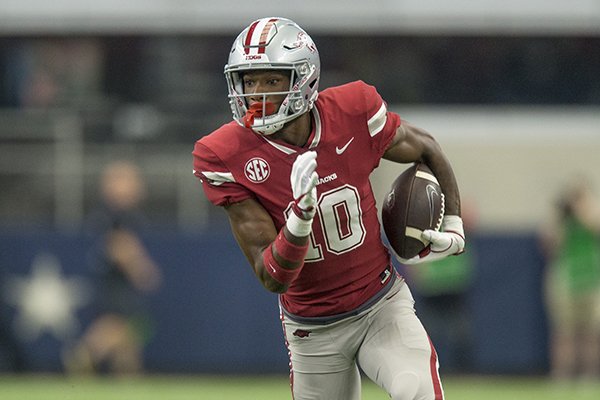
[193, 80, 401, 317]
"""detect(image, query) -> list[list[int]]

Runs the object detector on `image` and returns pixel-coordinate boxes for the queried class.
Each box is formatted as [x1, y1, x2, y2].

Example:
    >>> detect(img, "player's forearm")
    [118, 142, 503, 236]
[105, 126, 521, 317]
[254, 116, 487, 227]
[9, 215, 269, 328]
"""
[256, 259, 289, 293]
[260, 222, 311, 293]
[421, 141, 461, 216]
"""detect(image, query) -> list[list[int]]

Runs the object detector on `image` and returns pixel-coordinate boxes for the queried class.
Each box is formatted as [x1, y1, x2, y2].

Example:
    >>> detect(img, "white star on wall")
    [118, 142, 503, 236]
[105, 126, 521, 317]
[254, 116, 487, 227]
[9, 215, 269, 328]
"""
[4, 253, 90, 342]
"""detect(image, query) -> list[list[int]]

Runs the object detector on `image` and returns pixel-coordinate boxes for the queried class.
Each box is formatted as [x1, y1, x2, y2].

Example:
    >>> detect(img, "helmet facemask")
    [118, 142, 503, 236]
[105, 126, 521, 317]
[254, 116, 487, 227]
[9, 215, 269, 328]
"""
[226, 63, 318, 135]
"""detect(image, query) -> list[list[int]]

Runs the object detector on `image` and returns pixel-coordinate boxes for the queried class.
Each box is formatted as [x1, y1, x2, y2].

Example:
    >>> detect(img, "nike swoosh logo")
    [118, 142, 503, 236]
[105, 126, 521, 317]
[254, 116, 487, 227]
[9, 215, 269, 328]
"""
[425, 184, 439, 227]
[268, 263, 276, 273]
[335, 137, 355, 155]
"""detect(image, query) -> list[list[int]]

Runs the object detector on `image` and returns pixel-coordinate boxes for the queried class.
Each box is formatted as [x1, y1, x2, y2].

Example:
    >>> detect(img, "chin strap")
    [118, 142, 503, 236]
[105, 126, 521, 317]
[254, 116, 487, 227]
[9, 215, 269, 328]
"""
[243, 102, 276, 128]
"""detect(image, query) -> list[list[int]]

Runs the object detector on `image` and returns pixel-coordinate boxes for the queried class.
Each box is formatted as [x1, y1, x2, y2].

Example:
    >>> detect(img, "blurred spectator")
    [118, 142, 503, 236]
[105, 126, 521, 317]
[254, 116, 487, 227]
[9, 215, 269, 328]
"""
[0, 38, 103, 109]
[63, 161, 161, 376]
[405, 200, 478, 373]
[541, 179, 600, 381]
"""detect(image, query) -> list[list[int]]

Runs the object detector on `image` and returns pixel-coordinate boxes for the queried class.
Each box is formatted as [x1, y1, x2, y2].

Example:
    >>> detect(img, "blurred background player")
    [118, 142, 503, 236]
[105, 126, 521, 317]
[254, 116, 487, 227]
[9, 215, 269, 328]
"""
[405, 200, 478, 374]
[541, 178, 600, 381]
[193, 17, 465, 400]
[63, 160, 162, 376]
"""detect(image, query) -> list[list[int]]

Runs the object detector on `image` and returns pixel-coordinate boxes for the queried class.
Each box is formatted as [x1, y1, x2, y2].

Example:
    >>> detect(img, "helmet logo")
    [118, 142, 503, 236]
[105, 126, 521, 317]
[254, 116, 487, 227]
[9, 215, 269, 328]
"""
[244, 157, 270, 183]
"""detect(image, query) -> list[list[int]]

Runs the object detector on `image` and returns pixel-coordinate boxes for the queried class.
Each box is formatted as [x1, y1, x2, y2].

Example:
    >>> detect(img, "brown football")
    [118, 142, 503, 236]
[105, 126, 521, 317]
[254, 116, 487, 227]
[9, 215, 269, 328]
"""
[381, 163, 445, 259]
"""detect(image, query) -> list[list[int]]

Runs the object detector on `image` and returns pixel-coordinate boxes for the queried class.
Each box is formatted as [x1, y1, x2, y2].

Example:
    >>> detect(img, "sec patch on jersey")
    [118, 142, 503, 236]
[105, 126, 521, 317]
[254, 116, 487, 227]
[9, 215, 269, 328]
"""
[382, 163, 445, 259]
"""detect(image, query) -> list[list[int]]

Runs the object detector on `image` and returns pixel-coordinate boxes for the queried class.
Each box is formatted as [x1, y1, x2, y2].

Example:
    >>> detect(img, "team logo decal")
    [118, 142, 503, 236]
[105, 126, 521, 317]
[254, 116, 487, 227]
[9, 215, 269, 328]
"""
[244, 157, 270, 183]
[425, 184, 439, 227]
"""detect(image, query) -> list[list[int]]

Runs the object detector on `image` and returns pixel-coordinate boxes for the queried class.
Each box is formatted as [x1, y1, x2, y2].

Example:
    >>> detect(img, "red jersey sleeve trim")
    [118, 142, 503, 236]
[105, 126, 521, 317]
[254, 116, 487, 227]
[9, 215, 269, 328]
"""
[192, 140, 254, 207]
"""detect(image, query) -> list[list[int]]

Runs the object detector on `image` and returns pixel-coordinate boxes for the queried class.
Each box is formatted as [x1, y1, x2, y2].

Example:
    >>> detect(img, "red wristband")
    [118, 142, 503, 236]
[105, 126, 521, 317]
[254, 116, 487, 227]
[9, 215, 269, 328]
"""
[263, 244, 302, 285]
[273, 231, 309, 262]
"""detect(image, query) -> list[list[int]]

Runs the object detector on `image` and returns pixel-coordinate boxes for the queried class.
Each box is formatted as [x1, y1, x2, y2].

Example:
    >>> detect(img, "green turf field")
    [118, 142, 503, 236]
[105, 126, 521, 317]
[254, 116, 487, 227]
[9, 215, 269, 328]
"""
[0, 374, 599, 399]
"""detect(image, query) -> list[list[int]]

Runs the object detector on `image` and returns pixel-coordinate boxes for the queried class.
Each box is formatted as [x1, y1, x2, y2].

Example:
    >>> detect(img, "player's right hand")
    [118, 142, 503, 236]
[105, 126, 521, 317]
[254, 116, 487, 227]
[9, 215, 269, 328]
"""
[290, 151, 318, 220]
[400, 215, 465, 265]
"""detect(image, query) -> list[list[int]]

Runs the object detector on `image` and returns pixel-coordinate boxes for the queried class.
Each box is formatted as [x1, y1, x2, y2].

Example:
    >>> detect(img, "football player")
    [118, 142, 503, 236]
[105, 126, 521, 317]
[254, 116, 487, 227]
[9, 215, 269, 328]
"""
[193, 17, 465, 400]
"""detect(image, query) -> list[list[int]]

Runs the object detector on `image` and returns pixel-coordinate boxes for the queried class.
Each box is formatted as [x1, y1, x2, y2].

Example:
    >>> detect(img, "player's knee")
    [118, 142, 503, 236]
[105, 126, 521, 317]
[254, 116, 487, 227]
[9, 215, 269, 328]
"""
[388, 371, 419, 400]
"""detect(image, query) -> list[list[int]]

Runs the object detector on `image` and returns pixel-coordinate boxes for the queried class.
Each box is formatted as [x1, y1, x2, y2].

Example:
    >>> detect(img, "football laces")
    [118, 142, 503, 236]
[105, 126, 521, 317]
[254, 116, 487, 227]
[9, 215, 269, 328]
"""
[434, 193, 445, 231]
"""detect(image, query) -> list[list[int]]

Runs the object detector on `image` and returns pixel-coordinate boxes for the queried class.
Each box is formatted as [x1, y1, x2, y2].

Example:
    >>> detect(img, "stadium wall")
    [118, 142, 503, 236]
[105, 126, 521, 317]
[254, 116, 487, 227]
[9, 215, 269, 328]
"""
[0, 228, 548, 375]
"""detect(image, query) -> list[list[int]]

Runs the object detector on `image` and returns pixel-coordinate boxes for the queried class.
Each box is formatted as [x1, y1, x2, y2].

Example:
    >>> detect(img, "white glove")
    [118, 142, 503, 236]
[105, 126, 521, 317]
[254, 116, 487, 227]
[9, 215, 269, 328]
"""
[290, 151, 318, 220]
[400, 215, 466, 265]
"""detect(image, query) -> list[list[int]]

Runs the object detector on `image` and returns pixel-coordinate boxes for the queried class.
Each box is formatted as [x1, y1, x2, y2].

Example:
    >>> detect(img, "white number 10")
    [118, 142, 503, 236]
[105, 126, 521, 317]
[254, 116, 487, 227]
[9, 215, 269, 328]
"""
[285, 184, 366, 262]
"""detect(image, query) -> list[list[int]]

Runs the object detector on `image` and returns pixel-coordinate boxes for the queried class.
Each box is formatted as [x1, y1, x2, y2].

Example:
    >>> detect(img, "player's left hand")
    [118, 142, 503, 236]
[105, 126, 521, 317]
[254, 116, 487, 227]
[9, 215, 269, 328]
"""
[400, 215, 465, 265]
[290, 151, 318, 220]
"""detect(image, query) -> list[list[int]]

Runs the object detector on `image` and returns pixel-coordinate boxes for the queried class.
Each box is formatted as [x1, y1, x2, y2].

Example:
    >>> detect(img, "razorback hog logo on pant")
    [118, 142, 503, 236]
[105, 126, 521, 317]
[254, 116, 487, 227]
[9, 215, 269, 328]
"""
[293, 329, 311, 338]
